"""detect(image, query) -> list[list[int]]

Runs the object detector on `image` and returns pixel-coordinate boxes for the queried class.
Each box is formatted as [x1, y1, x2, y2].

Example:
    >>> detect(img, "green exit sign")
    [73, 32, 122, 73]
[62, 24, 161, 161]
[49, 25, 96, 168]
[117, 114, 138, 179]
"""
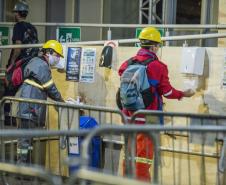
[57, 27, 81, 43]
[0, 27, 9, 45]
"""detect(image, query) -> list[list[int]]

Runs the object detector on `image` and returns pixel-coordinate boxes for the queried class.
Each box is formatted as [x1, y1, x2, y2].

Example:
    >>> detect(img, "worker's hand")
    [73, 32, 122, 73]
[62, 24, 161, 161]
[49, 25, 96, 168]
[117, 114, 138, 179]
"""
[183, 89, 195, 97]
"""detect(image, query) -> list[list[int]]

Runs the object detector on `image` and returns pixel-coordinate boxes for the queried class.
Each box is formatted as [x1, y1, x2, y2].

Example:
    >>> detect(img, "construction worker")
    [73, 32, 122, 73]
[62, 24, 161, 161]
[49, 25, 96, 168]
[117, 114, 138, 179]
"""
[16, 40, 64, 163]
[8, 1, 38, 67]
[118, 27, 195, 182]
[3, 1, 39, 126]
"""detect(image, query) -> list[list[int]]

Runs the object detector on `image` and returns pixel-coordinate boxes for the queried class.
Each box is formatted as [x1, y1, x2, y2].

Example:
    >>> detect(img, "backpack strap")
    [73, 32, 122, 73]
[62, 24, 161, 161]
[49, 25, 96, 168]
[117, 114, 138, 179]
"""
[127, 56, 156, 66]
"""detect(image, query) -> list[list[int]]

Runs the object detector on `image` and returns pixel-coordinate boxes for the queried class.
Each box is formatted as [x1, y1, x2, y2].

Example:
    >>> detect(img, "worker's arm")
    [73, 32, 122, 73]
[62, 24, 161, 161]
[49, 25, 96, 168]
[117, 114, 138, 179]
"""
[9, 40, 22, 65]
[41, 68, 64, 102]
[45, 81, 64, 102]
[157, 65, 186, 100]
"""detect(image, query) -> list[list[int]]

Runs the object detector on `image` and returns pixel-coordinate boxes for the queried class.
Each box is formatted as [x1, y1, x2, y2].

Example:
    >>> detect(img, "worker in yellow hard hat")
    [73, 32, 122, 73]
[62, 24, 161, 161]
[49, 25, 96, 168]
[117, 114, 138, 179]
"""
[139, 27, 162, 44]
[118, 27, 195, 182]
[42, 39, 64, 65]
[16, 40, 64, 164]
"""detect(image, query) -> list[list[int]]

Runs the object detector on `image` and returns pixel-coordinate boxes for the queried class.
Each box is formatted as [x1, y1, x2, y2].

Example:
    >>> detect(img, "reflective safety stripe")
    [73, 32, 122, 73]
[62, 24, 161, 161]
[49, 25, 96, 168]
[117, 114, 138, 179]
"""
[24, 79, 44, 90]
[163, 89, 173, 97]
[123, 156, 152, 165]
[135, 157, 153, 165]
[24, 79, 53, 90]
[17, 146, 33, 154]
[125, 116, 146, 122]
[42, 79, 54, 88]
[17, 149, 28, 154]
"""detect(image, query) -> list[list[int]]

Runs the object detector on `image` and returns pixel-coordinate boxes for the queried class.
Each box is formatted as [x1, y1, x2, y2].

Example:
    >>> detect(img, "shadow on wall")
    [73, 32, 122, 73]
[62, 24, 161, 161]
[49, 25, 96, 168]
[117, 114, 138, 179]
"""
[78, 71, 107, 124]
[197, 49, 210, 91]
[204, 94, 226, 115]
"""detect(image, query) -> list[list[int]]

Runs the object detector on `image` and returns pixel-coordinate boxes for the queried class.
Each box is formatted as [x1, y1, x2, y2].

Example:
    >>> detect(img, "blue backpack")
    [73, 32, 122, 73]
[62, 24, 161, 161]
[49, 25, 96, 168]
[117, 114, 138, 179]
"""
[120, 58, 155, 110]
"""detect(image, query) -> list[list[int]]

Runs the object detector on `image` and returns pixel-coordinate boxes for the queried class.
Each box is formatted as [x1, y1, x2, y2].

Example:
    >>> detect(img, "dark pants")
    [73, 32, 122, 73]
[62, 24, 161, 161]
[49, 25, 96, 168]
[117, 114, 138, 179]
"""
[3, 86, 18, 126]
[17, 118, 35, 164]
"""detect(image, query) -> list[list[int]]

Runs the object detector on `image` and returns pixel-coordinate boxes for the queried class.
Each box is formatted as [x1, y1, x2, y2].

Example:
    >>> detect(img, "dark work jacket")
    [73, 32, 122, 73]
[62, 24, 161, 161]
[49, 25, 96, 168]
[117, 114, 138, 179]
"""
[17, 56, 62, 124]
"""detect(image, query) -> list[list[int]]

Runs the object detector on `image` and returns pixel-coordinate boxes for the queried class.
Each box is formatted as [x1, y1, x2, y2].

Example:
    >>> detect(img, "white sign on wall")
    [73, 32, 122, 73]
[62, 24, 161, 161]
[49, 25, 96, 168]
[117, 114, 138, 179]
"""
[79, 48, 96, 83]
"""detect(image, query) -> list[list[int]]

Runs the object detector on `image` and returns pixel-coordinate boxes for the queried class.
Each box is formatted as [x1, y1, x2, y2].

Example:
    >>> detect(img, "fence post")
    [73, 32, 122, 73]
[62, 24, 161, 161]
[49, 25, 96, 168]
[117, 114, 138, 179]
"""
[165, 29, 170, 46]
[183, 40, 188, 47]
[107, 28, 112, 40]
[151, 131, 160, 184]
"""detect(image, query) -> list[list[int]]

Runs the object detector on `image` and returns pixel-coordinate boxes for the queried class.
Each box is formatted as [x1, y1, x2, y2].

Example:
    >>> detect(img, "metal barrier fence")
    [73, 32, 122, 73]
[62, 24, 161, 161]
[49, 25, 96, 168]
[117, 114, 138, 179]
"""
[0, 129, 152, 185]
[2, 96, 226, 184]
[79, 113, 226, 185]
[0, 161, 62, 185]
[0, 97, 125, 182]
[0, 96, 126, 129]
[0, 129, 87, 185]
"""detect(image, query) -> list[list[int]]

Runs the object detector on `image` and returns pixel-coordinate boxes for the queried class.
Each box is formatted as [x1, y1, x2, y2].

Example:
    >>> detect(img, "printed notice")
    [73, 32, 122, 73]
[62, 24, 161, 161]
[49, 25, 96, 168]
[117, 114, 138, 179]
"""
[66, 47, 82, 81]
[79, 48, 96, 83]
[69, 137, 79, 154]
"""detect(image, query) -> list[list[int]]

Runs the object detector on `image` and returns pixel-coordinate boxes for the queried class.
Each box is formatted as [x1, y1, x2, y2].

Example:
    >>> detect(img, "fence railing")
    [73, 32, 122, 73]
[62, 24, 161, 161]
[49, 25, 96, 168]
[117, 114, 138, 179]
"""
[81, 124, 226, 185]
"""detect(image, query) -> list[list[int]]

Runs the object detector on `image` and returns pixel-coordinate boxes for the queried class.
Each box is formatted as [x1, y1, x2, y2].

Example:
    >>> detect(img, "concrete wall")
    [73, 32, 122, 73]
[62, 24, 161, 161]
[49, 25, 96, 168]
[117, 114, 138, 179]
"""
[78, 0, 103, 41]
[102, 0, 139, 40]
[27, 0, 46, 43]
[218, 0, 226, 46]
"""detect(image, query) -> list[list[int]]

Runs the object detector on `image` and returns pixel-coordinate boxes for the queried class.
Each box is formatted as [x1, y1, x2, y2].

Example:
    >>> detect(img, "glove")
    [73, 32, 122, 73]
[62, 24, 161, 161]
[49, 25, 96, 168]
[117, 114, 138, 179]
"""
[183, 89, 195, 97]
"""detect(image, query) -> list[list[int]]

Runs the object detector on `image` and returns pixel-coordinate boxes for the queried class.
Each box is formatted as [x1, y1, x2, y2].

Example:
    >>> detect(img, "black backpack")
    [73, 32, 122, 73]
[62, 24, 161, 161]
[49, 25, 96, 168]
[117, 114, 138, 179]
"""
[21, 22, 39, 58]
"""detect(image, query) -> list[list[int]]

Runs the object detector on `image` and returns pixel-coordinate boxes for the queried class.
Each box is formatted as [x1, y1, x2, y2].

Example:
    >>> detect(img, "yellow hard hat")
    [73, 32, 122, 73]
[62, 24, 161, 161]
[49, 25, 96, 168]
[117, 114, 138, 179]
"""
[139, 27, 161, 43]
[43, 40, 64, 58]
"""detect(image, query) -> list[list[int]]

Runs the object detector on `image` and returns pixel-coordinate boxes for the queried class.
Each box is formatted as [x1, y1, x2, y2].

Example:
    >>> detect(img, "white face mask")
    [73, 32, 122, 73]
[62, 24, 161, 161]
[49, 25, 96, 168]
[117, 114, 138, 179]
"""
[48, 54, 60, 66]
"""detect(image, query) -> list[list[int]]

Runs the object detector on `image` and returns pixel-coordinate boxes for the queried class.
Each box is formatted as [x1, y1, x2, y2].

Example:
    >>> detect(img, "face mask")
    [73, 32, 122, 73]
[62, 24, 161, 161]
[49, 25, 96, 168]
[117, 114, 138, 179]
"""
[48, 54, 60, 66]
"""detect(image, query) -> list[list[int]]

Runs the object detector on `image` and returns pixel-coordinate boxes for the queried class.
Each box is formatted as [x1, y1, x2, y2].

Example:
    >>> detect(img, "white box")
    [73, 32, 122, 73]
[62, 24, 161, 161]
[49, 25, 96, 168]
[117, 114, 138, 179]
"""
[180, 47, 205, 75]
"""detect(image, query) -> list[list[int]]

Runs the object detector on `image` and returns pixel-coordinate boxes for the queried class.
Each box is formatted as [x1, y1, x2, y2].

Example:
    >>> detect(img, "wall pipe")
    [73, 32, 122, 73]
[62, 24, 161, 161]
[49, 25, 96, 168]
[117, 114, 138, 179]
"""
[0, 22, 226, 29]
[0, 32, 226, 49]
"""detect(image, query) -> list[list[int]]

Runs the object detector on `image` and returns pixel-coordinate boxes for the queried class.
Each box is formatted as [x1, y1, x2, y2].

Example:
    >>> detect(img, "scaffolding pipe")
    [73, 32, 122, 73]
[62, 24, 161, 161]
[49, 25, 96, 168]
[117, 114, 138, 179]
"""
[0, 22, 226, 29]
[0, 32, 225, 49]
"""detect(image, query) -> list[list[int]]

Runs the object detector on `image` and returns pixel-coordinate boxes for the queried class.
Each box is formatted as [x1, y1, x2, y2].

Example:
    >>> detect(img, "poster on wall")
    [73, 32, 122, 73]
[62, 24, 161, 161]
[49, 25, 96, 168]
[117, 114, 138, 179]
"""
[79, 48, 96, 83]
[69, 137, 79, 154]
[66, 47, 82, 81]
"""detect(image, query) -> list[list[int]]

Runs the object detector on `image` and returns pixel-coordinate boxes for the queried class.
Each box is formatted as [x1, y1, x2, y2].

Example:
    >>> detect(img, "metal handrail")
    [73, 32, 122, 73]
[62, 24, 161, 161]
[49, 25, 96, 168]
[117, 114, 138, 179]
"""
[1, 22, 226, 29]
[0, 32, 226, 49]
